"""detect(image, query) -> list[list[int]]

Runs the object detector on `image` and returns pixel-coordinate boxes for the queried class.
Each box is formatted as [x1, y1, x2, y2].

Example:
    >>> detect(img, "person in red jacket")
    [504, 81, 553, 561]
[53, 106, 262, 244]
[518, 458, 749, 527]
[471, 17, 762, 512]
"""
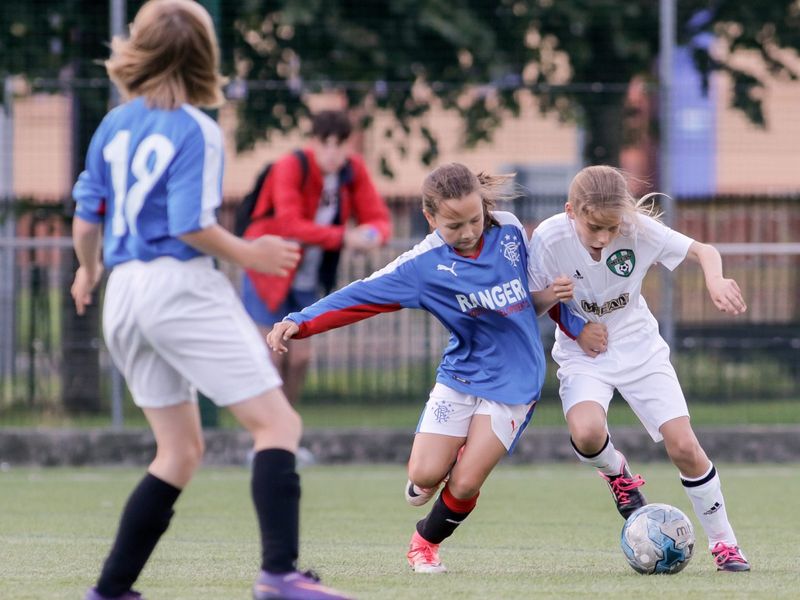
[241, 110, 392, 404]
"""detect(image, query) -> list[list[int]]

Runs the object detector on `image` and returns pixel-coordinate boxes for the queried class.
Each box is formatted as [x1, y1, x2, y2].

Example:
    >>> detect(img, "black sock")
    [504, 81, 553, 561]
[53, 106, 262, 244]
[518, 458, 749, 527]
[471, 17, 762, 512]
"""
[96, 473, 181, 597]
[252, 448, 301, 573]
[416, 485, 478, 544]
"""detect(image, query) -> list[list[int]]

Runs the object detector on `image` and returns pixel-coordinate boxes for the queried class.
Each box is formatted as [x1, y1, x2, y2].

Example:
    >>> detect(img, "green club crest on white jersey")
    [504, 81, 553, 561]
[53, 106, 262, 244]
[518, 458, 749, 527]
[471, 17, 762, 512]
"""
[606, 249, 635, 277]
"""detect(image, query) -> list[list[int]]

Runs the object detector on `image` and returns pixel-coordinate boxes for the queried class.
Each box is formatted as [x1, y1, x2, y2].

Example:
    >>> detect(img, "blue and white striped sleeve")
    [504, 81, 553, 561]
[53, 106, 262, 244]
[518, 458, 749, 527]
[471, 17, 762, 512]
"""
[167, 107, 223, 236]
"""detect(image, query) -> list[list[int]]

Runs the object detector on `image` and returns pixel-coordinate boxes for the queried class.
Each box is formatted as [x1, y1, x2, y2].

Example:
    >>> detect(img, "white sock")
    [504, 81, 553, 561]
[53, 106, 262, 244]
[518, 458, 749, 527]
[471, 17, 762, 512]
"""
[571, 435, 624, 476]
[681, 463, 738, 549]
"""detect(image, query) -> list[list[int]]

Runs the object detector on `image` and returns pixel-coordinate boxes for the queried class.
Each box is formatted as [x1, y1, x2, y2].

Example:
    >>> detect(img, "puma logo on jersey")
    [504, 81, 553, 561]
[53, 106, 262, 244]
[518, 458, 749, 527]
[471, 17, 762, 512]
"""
[581, 293, 630, 317]
[437, 262, 458, 277]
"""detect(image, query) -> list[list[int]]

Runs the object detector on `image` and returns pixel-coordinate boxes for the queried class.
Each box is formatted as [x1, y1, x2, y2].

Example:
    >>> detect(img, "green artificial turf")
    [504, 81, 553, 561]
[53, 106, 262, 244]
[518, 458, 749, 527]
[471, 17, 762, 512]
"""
[0, 463, 798, 599]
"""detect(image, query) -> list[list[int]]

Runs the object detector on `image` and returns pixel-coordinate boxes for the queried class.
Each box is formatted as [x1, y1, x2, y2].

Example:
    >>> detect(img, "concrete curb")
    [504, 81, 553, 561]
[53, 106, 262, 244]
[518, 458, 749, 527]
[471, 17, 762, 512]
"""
[1, 425, 799, 467]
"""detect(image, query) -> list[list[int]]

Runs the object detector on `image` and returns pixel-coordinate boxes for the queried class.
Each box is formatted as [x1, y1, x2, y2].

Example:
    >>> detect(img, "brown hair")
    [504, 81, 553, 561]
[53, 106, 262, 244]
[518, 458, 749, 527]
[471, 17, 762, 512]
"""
[311, 110, 352, 142]
[568, 166, 662, 229]
[106, 0, 226, 109]
[422, 163, 518, 230]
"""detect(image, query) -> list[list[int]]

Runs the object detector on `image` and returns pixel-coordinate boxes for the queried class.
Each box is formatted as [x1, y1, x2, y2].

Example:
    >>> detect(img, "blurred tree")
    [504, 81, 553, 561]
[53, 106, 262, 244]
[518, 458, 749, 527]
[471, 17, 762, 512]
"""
[230, 0, 800, 171]
[3, 1, 798, 170]
[1, 0, 797, 411]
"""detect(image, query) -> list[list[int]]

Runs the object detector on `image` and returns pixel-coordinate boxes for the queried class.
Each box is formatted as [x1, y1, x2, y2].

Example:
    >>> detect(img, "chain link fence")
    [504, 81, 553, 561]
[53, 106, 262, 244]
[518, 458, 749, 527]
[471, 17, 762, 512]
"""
[1, 66, 800, 424]
[1, 197, 798, 425]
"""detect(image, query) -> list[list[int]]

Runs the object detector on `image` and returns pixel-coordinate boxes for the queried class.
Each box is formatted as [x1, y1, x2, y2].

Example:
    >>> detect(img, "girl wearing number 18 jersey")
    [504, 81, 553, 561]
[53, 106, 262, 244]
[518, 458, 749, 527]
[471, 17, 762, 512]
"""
[70, 2, 350, 598]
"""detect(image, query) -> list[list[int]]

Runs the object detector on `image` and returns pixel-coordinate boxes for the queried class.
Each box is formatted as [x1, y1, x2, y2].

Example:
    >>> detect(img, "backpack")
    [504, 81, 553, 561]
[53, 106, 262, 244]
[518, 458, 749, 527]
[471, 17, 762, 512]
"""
[234, 149, 309, 237]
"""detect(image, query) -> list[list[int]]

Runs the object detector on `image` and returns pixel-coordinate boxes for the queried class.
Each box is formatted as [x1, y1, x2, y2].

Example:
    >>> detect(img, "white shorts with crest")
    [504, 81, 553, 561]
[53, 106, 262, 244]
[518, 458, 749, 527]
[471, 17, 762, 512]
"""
[416, 383, 537, 453]
[103, 256, 282, 409]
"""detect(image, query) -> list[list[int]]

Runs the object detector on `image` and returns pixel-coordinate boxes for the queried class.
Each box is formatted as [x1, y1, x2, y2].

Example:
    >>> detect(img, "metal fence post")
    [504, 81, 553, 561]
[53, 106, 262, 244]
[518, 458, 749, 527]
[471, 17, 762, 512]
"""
[659, 0, 676, 350]
[108, 0, 127, 427]
[0, 77, 16, 401]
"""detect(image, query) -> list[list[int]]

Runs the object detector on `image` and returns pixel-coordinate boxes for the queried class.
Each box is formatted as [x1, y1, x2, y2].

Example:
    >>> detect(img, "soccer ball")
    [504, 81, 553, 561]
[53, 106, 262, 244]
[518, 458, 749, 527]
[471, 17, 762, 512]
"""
[621, 503, 695, 574]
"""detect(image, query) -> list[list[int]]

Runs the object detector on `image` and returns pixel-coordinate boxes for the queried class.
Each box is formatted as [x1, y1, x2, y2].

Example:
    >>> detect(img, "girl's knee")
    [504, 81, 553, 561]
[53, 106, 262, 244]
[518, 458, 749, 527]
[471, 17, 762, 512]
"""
[182, 436, 205, 468]
[276, 405, 302, 437]
[252, 403, 302, 449]
[154, 437, 204, 483]
[446, 475, 482, 499]
[569, 422, 607, 452]
[408, 462, 448, 489]
[666, 436, 705, 466]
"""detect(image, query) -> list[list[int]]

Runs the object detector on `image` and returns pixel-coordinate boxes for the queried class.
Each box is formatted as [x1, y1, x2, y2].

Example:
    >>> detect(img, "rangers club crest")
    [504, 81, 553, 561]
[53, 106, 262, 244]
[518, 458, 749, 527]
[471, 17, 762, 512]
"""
[500, 234, 521, 267]
[606, 249, 635, 277]
[432, 400, 454, 424]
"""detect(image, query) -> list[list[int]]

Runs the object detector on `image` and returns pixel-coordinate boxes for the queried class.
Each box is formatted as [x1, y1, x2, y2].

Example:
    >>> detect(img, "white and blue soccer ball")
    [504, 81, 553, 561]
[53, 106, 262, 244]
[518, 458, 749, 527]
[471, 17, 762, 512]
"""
[621, 503, 695, 574]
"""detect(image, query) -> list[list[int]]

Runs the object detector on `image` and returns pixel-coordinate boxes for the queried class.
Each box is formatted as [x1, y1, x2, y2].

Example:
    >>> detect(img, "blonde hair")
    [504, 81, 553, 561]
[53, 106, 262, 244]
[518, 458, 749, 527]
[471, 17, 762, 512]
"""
[422, 163, 518, 230]
[106, 0, 226, 109]
[568, 166, 662, 229]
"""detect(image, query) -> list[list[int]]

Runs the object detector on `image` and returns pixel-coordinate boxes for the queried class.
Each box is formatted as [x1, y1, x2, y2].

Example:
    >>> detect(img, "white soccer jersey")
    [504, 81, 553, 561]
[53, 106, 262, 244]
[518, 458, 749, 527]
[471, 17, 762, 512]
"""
[528, 212, 694, 349]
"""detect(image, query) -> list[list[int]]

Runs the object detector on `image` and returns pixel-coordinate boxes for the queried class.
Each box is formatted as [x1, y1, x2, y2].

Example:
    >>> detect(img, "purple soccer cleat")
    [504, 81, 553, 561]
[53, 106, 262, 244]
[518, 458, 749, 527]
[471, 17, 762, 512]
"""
[253, 569, 354, 600]
[84, 588, 143, 600]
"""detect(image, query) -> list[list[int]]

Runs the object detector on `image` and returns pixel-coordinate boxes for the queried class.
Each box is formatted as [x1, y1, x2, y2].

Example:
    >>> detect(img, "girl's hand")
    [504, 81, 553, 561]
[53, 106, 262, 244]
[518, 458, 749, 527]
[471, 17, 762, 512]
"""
[266, 320, 300, 353]
[344, 225, 382, 251]
[247, 235, 301, 276]
[71, 264, 104, 316]
[576, 322, 608, 358]
[551, 275, 574, 302]
[530, 274, 575, 315]
[706, 276, 747, 315]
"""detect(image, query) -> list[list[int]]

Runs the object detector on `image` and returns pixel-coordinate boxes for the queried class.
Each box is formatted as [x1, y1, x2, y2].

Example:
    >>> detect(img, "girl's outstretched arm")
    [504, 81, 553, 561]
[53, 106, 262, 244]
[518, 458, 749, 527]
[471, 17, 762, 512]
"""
[685, 241, 747, 315]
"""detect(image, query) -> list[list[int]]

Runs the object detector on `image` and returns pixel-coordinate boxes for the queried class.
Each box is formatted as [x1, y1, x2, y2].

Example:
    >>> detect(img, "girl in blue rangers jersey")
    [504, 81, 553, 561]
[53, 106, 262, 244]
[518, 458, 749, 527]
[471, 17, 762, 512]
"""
[268, 162, 583, 574]
[70, 2, 350, 600]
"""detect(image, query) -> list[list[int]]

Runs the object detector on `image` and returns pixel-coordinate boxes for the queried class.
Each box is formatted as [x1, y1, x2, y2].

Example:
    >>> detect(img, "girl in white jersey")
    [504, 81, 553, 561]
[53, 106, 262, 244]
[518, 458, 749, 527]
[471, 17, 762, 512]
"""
[268, 163, 582, 574]
[528, 165, 750, 572]
[70, 2, 351, 599]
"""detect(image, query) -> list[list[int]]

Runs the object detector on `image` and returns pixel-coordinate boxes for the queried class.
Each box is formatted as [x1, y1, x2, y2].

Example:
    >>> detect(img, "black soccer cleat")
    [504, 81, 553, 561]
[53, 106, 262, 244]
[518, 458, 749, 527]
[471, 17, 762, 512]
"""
[599, 458, 647, 520]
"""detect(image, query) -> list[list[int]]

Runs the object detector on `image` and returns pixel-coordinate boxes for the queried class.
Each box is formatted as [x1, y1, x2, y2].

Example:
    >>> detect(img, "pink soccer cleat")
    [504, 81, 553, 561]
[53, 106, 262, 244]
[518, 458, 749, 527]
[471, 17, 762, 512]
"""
[406, 531, 447, 574]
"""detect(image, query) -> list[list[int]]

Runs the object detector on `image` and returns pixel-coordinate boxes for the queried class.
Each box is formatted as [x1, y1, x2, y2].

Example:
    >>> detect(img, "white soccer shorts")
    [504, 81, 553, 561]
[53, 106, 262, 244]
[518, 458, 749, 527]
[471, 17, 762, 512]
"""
[417, 383, 536, 452]
[555, 331, 689, 442]
[103, 256, 282, 408]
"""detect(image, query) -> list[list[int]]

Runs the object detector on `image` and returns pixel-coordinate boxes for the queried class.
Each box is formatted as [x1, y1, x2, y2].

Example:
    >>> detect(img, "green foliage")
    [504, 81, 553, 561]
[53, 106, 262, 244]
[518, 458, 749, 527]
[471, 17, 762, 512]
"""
[3, 1, 799, 166]
[0, 1, 109, 81]
[230, 0, 800, 167]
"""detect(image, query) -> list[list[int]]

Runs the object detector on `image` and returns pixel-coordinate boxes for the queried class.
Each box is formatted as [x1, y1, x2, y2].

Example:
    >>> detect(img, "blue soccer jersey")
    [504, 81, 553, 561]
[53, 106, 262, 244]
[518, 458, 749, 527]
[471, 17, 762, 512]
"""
[73, 97, 223, 267]
[286, 212, 583, 405]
